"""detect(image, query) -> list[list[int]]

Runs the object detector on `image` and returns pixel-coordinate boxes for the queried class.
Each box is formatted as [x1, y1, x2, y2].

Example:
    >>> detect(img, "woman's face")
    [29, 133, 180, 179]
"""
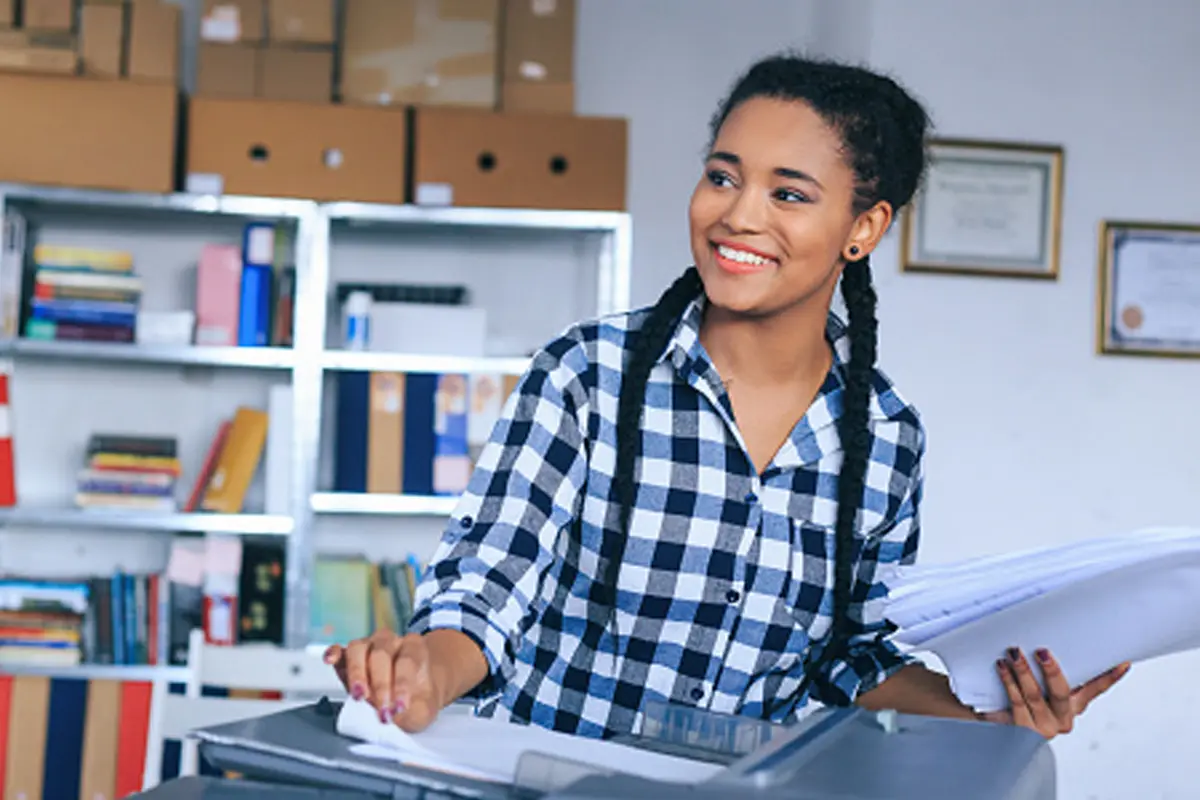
[688, 96, 880, 319]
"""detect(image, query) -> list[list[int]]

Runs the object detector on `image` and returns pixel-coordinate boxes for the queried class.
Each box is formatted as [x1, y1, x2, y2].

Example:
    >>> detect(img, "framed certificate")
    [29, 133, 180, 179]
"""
[901, 138, 1064, 279]
[1097, 220, 1200, 358]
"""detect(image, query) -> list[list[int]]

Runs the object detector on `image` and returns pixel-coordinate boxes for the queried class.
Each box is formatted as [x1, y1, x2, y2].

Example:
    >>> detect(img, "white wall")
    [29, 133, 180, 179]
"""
[862, 2, 1200, 798]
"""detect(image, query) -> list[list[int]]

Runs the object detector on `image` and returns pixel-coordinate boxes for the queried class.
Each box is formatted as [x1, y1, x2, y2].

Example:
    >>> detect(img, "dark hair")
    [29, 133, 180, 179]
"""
[606, 53, 930, 705]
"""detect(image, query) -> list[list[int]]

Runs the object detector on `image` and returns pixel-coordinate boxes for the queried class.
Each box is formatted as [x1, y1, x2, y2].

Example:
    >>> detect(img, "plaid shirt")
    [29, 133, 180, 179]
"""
[410, 294, 925, 739]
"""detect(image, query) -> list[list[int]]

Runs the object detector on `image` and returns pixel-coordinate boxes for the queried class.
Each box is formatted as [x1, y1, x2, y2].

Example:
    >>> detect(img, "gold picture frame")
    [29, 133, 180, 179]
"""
[1096, 219, 1200, 359]
[901, 138, 1064, 279]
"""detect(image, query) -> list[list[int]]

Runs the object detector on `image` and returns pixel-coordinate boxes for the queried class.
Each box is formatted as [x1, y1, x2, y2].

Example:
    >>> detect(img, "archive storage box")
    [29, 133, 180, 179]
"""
[410, 106, 627, 211]
[185, 97, 408, 203]
[0, 73, 178, 194]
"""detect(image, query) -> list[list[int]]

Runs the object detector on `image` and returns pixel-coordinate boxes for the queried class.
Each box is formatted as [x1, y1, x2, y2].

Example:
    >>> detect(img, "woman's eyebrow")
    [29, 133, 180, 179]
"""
[706, 150, 824, 189]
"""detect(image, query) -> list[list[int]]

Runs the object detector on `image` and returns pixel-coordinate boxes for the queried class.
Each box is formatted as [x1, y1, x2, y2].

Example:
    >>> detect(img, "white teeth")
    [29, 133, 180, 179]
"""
[717, 244, 772, 265]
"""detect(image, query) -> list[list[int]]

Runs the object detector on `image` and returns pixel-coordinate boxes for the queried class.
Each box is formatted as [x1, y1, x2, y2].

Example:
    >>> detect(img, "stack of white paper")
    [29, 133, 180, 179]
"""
[336, 697, 725, 787]
[885, 527, 1200, 712]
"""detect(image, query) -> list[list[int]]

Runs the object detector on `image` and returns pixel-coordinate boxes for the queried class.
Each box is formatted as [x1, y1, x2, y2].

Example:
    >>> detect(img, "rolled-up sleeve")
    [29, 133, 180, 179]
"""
[812, 456, 924, 706]
[407, 334, 590, 696]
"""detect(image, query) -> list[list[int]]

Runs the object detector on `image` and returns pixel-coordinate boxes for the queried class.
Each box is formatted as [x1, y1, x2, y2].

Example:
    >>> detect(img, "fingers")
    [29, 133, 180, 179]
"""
[367, 636, 401, 722]
[1032, 648, 1073, 724]
[996, 656, 1034, 730]
[390, 633, 437, 733]
[319, 632, 441, 734]
[343, 637, 372, 701]
[1006, 648, 1059, 733]
[1072, 661, 1131, 714]
[323, 644, 348, 689]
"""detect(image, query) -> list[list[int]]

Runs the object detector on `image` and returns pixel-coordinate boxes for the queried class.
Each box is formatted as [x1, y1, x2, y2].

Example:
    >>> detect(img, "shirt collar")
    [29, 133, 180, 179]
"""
[654, 293, 891, 465]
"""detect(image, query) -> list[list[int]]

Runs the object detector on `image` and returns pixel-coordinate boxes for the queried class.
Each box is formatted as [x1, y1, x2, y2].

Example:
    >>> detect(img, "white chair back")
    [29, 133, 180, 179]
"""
[141, 628, 345, 789]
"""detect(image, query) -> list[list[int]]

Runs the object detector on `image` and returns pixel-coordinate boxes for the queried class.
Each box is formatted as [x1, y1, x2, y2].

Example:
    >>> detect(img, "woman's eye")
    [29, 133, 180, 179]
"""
[774, 187, 811, 203]
[706, 169, 735, 188]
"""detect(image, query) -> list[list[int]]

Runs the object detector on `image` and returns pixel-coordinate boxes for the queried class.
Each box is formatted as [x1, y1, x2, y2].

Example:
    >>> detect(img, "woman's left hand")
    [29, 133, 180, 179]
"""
[980, 647, 1130, 738]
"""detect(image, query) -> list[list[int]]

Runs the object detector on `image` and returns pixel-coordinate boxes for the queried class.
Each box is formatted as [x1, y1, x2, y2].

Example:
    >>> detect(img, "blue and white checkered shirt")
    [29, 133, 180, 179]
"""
[410, 294, 925, 739]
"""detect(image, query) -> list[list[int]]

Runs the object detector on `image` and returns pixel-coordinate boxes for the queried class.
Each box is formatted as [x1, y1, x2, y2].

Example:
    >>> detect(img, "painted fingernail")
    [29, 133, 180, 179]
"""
[1006, 647, 1020, 662]
[1035, 648, 1050, 663]
[351, 683, 365, 701]
[379, 706, 390, 724]
[996, 659, 1008, 672]
[391, 700, 406, 716]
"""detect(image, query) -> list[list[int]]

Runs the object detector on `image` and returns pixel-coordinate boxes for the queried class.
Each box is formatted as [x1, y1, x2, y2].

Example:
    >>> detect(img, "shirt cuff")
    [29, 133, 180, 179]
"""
[825, 637, 918, 704]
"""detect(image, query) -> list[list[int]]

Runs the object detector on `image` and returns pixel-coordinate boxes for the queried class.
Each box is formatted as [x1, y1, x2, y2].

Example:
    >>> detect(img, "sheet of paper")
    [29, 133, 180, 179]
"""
[335, 697, 726, 787]
[885, 529, 1200, 712]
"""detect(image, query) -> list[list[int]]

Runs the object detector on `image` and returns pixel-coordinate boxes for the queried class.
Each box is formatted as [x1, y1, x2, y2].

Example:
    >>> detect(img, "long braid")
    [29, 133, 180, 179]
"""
[828, 255, 879, 667]
[606, 267, 704, 633]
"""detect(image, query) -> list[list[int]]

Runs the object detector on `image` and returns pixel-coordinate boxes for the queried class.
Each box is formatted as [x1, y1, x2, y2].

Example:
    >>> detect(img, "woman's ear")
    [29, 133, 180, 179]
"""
[844, 200, 894, 261]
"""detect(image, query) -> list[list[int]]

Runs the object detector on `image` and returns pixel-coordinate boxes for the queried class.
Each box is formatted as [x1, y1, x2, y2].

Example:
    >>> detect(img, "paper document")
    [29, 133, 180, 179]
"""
[885, 527, 1200, 712]
[336, 698, 726, 786]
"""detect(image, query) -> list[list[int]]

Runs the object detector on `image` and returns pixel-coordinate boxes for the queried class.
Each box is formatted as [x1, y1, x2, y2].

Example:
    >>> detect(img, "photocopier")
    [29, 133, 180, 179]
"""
[131, 697, 1057, 799]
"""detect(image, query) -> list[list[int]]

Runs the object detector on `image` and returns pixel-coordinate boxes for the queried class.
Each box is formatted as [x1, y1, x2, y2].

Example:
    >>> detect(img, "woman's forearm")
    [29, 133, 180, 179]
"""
[856, 664, 980, 721]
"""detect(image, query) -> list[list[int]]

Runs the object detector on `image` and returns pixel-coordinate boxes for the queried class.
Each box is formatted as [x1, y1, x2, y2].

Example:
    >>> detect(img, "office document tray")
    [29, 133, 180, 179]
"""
[190, 698, 1057, 799]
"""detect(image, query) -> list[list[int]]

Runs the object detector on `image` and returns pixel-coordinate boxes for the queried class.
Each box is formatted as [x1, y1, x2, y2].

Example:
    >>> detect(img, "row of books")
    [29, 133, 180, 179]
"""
[74, 434, 181, 513]
[21, 245, 141, 343]
[310, 556, 425, 647]
[333, 370, 521, 497]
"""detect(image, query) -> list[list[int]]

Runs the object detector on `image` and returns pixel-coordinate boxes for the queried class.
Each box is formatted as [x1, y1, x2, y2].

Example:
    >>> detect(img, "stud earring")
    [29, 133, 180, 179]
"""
[848, 245, 860, 258]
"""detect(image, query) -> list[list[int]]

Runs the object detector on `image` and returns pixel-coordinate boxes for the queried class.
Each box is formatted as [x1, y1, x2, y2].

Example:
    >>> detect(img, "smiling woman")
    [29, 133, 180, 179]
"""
[324, 51, 1127, 744]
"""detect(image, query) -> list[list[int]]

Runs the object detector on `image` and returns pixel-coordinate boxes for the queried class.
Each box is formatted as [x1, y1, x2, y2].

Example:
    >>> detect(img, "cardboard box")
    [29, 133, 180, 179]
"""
[201, 0, 265, 43]
[80, 4, 124, 78]
[23, 0, 73, 32]
[186, 97, 407, 203]
[128, 1, 181, 83]
[340, 0, 498, 108]
[196, 42, 257, 97]
[259, 46, 331, 103]
[500, 81, 571, 114]
[411, 107, 626, 210]
[0, 44, 76, 75]
[501, 0, 573, 82]
[267, 0, 333, 44]
[0, 74, 177, 193]
[499, 0, 573, 113]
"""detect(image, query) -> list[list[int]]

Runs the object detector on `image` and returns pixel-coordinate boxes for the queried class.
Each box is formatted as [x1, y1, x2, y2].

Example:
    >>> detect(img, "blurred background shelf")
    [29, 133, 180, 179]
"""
[310, 492, 459, 517]
[0, 506, 294, 536]
[0, 662, 189, 682]
[2, 339, 296, 370]
[320, 349, 529, 375]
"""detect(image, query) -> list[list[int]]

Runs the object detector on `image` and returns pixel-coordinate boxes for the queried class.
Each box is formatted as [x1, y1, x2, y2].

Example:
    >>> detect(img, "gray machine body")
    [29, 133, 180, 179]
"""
[158, 698, 1055, 800]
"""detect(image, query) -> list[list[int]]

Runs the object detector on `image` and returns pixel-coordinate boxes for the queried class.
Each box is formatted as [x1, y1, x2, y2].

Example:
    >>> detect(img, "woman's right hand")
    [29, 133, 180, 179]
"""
[324, 630, 442, 733]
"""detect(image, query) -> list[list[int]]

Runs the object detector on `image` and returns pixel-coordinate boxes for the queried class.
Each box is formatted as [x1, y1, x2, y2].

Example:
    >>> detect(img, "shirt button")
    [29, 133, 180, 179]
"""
[744, 492, 757, 504]
[726, 589, 741, 603]
[459, 516, 473, 529]
[690, 686, 704, 701]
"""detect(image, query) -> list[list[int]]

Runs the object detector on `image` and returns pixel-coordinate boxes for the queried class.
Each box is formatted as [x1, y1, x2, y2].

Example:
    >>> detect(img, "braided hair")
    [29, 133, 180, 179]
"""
[605, 54, 929, 703]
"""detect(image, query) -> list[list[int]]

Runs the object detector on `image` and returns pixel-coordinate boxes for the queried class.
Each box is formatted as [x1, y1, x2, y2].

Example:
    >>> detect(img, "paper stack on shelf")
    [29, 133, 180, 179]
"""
[885, 527, 1200, 712]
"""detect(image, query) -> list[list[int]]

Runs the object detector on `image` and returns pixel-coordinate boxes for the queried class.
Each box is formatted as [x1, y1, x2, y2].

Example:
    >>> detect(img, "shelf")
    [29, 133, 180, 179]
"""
[324, 201, 630, 233]
[0, 183, 315, 220]
[0, 662, 189, 682]
[3, 339, 296, 370]
[321, 349, 529, 375]
[312, 492, 459, 517]
[0, 507, 294, 536]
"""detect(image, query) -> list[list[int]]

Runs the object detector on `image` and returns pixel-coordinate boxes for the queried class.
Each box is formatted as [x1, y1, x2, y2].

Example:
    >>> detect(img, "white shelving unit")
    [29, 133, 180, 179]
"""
[0, 181, 633, 650]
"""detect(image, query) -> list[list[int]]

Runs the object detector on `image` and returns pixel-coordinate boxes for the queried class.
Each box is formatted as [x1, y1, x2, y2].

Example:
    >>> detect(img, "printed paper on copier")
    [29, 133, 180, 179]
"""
[336, 697, 726, 786]
[885, 527, 1200, 712]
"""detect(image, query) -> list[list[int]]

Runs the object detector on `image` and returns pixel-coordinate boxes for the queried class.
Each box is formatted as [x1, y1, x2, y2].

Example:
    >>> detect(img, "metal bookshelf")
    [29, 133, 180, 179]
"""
[0, 181, 633, 649]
